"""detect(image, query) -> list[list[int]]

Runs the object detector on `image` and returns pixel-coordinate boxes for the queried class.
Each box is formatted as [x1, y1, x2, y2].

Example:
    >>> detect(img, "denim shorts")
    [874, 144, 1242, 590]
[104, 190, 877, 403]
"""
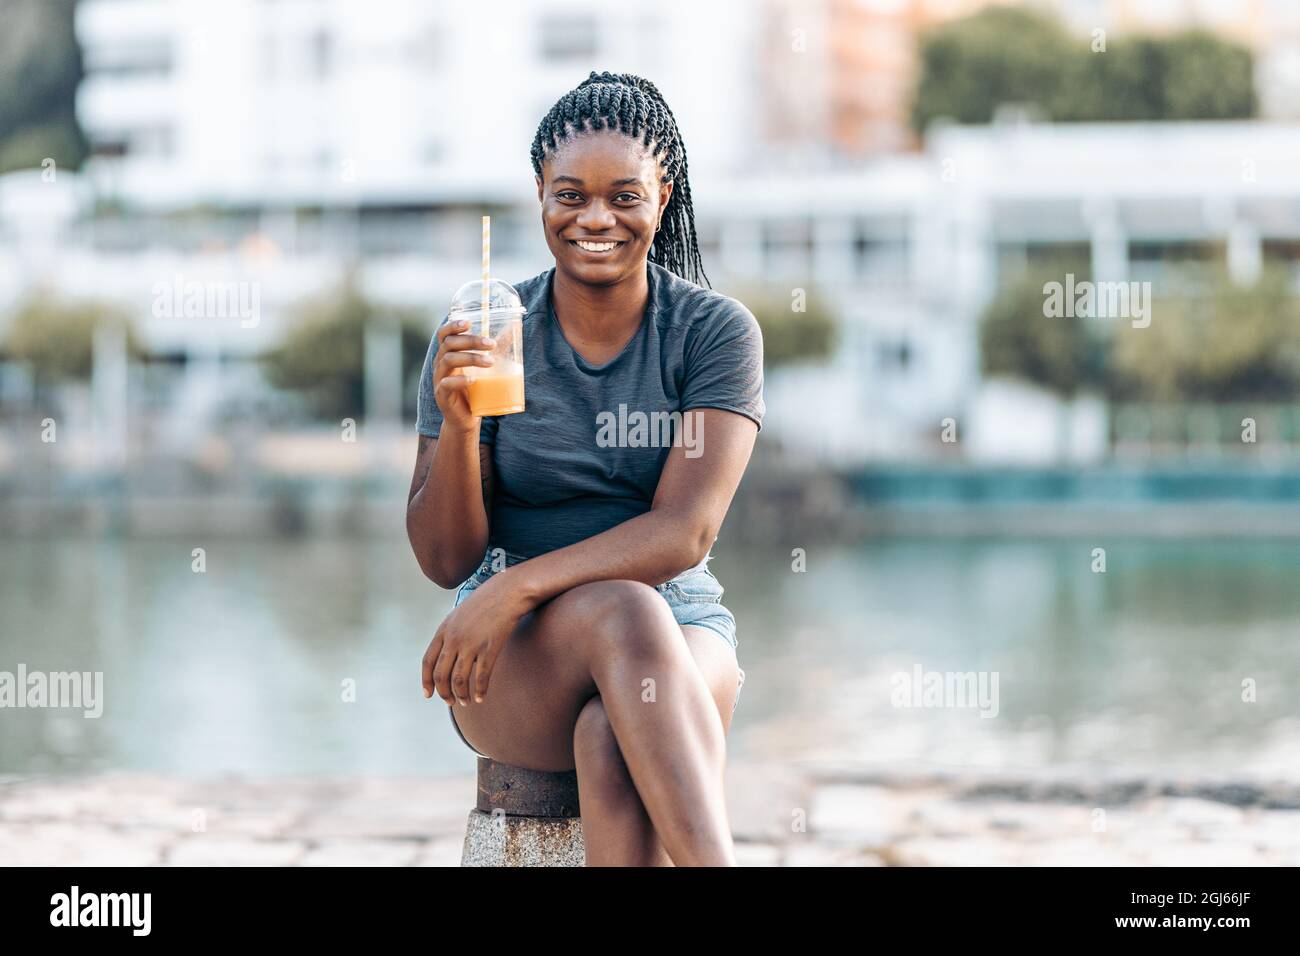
[443, 549, 745, 759]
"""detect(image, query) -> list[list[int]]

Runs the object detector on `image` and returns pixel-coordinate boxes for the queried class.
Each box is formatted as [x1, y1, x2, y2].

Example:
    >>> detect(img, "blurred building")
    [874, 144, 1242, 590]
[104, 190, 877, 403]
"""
[4, 0, 1300, 470]
[760, 0, 1037, 162]
[761, 0, 1300, 165]
[72, 0, 1300, 192]
[74, 0, 760, 206]
[53, 0, 766, 449]
[9, 115, 1300, 465]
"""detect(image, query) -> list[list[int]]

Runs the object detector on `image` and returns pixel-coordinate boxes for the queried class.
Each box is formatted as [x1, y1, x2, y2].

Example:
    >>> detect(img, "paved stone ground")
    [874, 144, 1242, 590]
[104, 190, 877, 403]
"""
[2, 762, 1297, 866]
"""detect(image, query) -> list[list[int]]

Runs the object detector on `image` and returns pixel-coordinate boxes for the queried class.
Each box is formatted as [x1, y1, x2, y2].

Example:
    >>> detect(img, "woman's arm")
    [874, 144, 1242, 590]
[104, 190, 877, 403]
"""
[503, 407, 757, 610]
[421, 407, 757, 704]
[406, 431, 493, 588]
[405, 316, 499, 588]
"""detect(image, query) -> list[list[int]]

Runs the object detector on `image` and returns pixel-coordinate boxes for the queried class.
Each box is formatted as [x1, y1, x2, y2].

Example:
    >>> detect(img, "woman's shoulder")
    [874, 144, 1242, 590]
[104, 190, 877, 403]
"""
[650, 262, 758, 335]
[512, 267, 555, 320]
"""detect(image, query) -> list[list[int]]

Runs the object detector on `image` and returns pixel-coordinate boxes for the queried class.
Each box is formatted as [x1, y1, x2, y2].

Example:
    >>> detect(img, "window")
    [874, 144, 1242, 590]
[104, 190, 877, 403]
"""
[875, 341, 911, 373]
[83, 39, 173, 79]
[89, 134, 128, 159]
[763, 218, 814, 275]
[538, 14, 597, 61]
[408, 24, 439, 65]
[310, 30, 333, 79]
[132, 126, 174, 158]
[696, 219, 721, 266]
[91, 126, 174, 158]
[260, 34, 278, 81]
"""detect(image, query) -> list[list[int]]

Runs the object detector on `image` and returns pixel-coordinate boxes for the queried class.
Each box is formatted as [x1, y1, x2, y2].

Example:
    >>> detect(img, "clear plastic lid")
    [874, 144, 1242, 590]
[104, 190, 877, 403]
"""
[448, 278, 526, 317]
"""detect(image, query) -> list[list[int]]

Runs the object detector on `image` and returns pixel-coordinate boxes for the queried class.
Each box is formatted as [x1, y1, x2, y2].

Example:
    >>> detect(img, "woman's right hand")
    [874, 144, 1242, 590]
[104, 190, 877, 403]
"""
[433, 317, 497, 433]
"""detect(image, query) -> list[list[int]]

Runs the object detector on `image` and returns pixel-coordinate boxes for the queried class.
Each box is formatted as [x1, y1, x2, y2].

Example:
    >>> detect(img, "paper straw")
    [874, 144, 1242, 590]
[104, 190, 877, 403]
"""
[481, 215, 491, 338]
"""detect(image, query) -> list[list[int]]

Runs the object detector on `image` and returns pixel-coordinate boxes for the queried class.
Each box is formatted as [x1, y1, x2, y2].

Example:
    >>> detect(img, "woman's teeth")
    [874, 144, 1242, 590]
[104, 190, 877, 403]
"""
[574, 240, 620, 252]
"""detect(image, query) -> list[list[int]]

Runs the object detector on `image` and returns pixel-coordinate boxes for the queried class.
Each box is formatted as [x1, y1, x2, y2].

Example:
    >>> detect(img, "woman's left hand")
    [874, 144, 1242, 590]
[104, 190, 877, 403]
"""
[421, 569, 533, 707]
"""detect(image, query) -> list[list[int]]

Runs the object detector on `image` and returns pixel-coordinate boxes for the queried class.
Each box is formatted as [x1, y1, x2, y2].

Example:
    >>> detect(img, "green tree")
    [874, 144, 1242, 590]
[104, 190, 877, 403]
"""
[912, 7, 1071, 132]
[1159, 31, 1256, 120]
[1056, 38, 1167, 121]
[0, 0, 88, 174]
[261, 276, 432, 420]
[912, 7, 1256, 133]
[3, 292, 138, 382]
[1110, 268, 1300, 402]
[722, 283, 836, 368]
[979, 259, 1106, 398]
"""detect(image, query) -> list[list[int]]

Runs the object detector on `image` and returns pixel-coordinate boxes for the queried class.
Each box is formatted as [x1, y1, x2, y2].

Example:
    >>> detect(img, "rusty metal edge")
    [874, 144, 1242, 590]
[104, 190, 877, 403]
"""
[476, 757, 582, 818]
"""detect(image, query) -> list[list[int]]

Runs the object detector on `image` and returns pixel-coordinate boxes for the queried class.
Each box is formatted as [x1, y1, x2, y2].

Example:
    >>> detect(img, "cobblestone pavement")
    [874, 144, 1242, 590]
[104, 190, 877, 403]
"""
[2, 762, 1297, 866]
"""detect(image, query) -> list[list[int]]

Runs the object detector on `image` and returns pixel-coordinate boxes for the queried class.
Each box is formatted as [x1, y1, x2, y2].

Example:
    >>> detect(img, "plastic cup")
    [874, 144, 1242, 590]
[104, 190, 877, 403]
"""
[447, 278, 526, 417]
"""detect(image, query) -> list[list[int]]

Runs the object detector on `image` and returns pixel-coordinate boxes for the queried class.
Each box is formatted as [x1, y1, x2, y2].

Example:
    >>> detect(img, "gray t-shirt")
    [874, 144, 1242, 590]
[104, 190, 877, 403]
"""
[416, 260, 765, 561]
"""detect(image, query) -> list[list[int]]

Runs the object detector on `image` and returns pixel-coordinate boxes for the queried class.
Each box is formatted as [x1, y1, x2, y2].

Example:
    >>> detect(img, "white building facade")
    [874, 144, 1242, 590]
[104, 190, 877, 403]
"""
[3, 2, 1300, 464]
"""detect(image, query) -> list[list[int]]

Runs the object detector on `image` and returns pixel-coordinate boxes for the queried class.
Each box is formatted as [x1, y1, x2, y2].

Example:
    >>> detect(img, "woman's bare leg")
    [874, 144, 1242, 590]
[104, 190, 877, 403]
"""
[573, 627, 740, 866]
[447, 581, 741, 866]
[572, 695, 673, 866]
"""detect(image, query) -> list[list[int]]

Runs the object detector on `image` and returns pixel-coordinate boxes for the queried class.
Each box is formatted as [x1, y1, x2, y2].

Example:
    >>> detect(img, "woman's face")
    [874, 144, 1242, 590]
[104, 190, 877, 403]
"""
[536, 129, 673, 287]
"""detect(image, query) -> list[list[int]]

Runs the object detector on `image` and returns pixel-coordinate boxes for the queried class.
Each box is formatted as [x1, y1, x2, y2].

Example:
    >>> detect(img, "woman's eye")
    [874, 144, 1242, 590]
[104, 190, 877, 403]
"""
[557, 191, 581, 201]
[616, 194, 641, 203]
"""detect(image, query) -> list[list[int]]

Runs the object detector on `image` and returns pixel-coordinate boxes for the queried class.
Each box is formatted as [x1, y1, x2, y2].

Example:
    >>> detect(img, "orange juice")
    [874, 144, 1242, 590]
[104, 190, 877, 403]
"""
[446, 301, 525, 417]
[462, 362, 525, 417]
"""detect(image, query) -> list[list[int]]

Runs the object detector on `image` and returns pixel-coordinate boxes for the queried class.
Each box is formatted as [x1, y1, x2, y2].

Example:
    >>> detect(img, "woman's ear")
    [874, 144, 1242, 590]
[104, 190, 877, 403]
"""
[659, 178, 674, 219]
[535, 175, 544, 202]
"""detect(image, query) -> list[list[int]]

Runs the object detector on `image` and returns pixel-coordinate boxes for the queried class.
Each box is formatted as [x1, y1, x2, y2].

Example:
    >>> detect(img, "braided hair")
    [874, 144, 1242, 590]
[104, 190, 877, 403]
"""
[530, 71, 711, 289]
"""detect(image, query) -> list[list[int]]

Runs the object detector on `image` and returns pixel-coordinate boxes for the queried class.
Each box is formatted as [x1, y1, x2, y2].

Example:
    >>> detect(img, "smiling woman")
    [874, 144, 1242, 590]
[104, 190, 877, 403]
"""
[405, 71, 765, 867]
[530, 71, 709, 288]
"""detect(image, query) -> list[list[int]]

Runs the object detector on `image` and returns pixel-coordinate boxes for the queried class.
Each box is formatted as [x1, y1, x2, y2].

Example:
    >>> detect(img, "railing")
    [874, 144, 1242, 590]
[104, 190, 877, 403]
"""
[1110, 403, 1300, 461]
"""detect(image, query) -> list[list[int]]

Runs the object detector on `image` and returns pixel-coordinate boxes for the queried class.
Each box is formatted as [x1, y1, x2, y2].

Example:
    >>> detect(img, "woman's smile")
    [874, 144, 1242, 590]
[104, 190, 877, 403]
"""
[569, 238, 626, 255]
[536, 127, 670, 285]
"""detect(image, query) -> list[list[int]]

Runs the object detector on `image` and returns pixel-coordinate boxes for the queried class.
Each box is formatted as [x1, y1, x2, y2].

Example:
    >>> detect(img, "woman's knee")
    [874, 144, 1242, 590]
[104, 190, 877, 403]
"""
[573, 696, 620, 766]
[573, 696, 638, 799]
[557, 579, 681, 662]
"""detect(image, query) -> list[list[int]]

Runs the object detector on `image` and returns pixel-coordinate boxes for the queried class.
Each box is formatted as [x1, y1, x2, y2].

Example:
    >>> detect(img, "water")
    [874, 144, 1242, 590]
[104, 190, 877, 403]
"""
[2, 536, 1297, 780]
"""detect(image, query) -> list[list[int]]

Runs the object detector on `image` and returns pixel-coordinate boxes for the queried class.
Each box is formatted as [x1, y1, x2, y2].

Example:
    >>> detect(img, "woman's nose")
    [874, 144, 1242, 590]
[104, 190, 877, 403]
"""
[575, 200, 617, 230]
